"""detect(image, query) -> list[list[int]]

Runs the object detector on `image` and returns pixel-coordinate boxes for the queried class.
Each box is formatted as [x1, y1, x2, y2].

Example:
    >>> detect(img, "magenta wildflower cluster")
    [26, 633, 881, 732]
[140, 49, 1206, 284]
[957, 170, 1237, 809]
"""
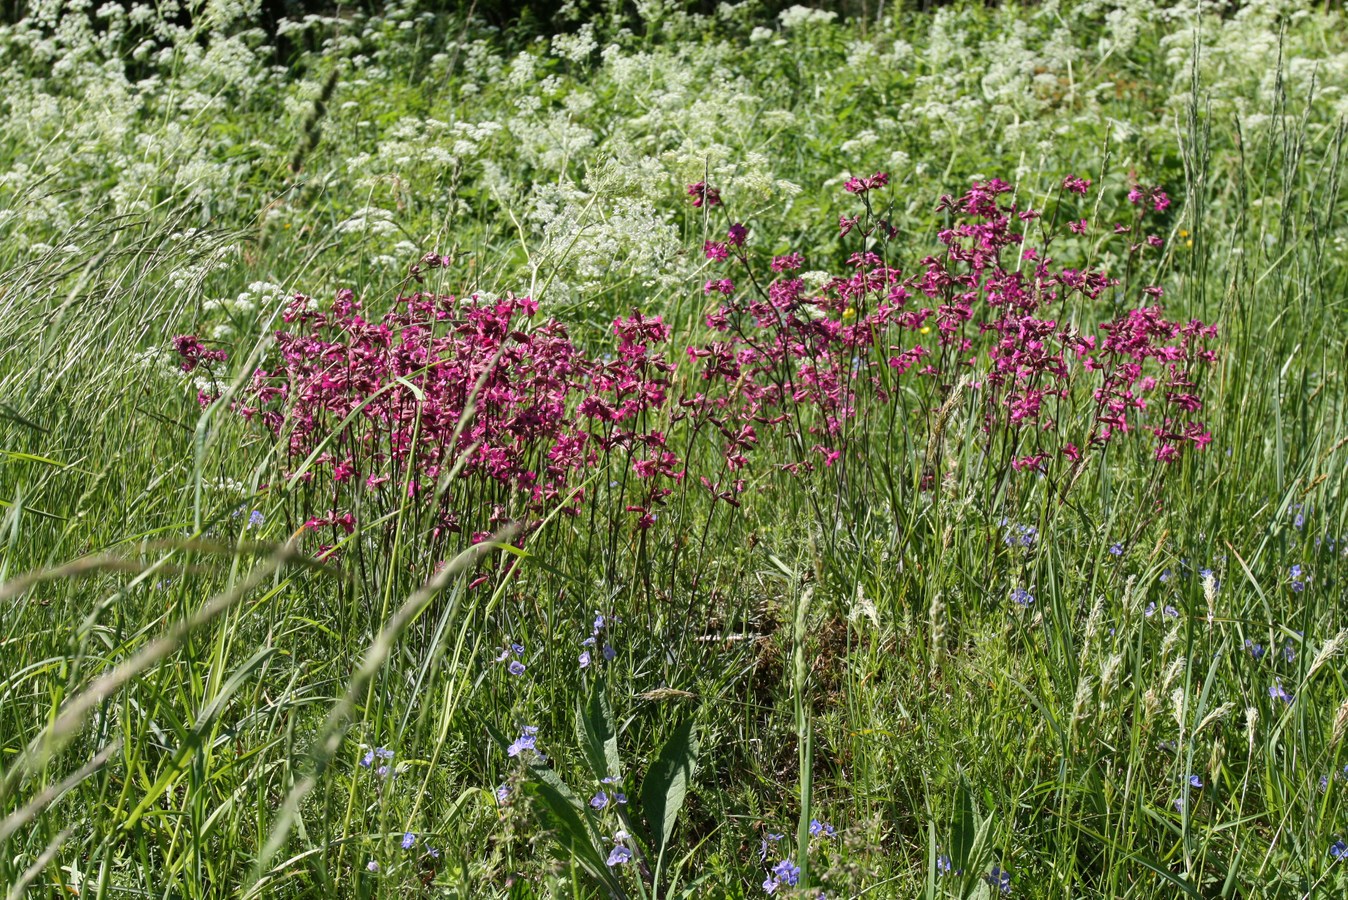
[168, 172, 1219, 567]
[690, 172, 1218, 483]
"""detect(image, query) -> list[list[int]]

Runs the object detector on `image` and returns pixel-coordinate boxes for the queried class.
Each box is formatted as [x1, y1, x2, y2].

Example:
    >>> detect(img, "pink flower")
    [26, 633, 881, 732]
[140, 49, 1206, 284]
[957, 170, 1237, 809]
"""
[1062, 175, 1092, 195]
[726, 223, 748, 247]
[687, 181, 721, 208]
[843, 171, 889, 194]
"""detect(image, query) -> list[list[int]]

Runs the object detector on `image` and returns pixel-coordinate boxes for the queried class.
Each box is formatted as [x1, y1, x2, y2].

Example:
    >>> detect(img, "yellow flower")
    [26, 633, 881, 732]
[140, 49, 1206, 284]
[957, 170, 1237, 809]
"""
[842, 307, 856, 320]
[920, 325, 931, 335]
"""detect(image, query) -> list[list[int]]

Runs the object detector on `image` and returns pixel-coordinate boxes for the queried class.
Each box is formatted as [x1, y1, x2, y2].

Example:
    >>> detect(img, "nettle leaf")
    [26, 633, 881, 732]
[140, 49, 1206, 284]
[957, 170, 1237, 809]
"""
[576, 676, 622, 783]
[640, 717, 699, 863]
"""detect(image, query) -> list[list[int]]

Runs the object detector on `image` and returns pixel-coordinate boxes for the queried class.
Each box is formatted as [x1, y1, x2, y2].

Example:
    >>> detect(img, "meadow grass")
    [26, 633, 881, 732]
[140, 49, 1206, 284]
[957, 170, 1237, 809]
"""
[2, 2, 1348, 897]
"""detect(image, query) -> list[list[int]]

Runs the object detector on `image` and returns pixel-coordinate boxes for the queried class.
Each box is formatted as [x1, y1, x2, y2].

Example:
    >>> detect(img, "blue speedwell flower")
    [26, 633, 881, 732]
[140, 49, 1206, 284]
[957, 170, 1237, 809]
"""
[763, 859, 801, 893]
[507, 726, 539, 757]
[985, 865, 1011, 895]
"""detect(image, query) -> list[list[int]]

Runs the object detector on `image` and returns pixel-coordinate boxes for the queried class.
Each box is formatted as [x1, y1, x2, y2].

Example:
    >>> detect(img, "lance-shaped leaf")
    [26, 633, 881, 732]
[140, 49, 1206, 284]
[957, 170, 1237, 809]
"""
[639, 717, 699, 865]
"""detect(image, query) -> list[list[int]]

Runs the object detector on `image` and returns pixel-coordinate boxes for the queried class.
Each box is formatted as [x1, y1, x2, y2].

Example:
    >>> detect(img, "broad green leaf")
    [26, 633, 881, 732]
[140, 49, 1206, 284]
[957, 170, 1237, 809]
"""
[640, 716, 699, 861]
[576, 676, 621, 783]
[526, 775, 625, 896]
[951, 777, 976, 874]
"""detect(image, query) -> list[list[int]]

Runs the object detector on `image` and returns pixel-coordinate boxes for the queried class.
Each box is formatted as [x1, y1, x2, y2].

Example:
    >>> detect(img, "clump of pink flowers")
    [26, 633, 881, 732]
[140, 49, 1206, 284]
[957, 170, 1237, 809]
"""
[235, 283, 682, 567]
[683, 171, 1218, 489]
[222, 171, 1217, 569]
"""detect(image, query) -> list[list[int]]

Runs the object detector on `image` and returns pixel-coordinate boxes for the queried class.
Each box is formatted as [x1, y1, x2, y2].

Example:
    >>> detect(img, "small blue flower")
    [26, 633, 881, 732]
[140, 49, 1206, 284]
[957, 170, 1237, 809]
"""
[507, 660, 526, 676]
[1269, 681, 1293, 705]
[1010, 586, 1034, 607]
[771, 856, 798, 883]
[507, 726, 539, 757]
[1163, 605, 1179, 618]
[1330, 839, 1347, 860]
[607, 844, 632, 867]
[809, 818, 836, 837]
[937, 854, 952, 875]
[1109, 542, 1124, 556]
[495, 784, 510, 804]
[248, 510, 264, 528]
[366, 860, 379, 872]
[1188, 775, 1203, 788]
[401, 832, 415, 850]
[1145, 602, 1157, 617]
[1245, 639, 1265, 660]
[361, 746, 392, 767]
[591, 791, 609, 810]
[985, 865, 1012, 895]
[579, 650, 591, 669]
[510, 642, 525, 655]
[603, 644, 617, 661]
